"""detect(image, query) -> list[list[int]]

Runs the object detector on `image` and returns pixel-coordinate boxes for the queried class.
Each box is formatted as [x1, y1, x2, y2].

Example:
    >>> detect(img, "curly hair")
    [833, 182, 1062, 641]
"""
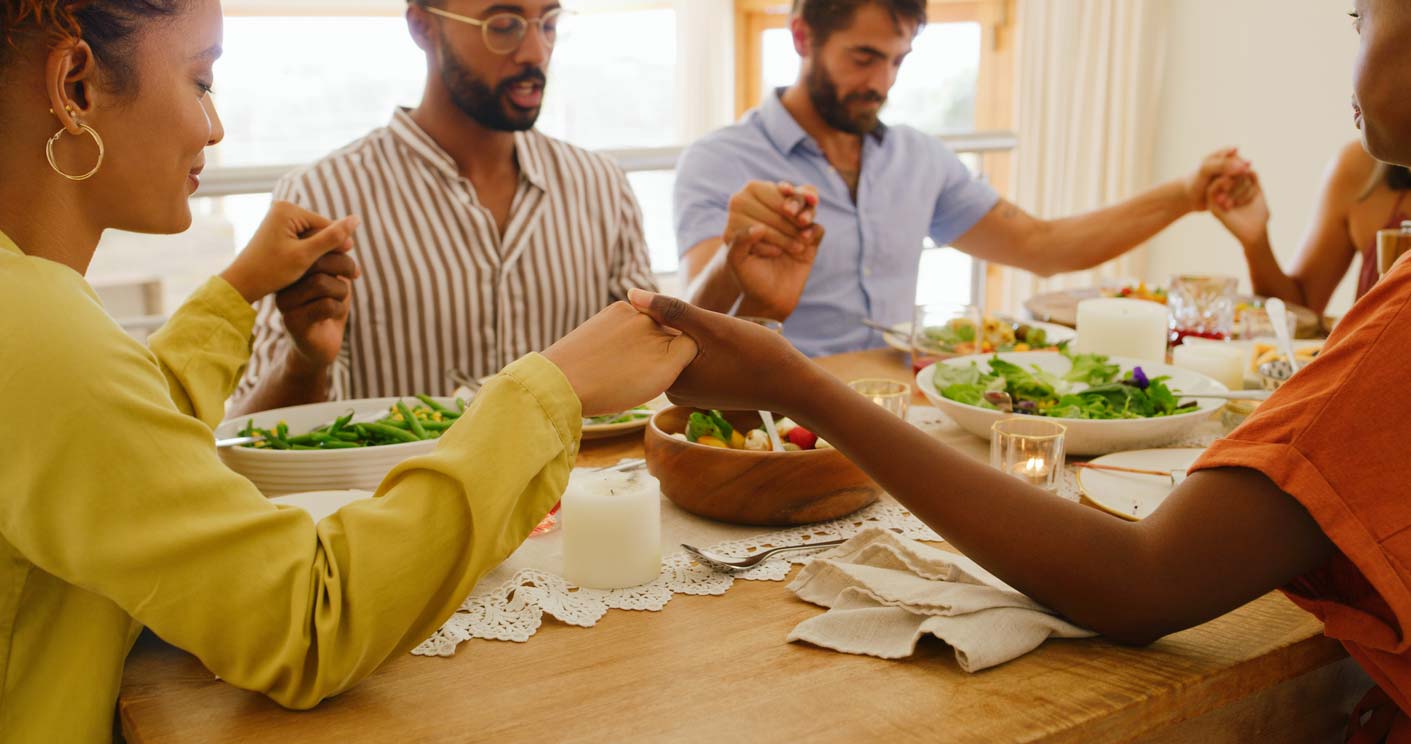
[1, 0, 186, 95]
[790, 0, 927, 46]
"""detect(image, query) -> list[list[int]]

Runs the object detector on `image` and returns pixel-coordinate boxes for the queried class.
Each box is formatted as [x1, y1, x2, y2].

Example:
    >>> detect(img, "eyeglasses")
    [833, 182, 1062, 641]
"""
[423, 6, 568, 55]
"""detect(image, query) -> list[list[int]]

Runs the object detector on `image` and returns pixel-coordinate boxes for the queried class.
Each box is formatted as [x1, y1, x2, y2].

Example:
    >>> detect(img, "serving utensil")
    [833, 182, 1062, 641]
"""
[861, 318, 899, 335]
[1172, 390, 1272, 402]
[681, 538, 848, 572]
[1266, 298, 1303, 373]
[1073, 461, 1188, 485]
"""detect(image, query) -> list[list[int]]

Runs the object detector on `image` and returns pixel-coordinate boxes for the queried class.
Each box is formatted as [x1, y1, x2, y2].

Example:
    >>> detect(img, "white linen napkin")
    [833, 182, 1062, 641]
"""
[786, 527, 1095, 671]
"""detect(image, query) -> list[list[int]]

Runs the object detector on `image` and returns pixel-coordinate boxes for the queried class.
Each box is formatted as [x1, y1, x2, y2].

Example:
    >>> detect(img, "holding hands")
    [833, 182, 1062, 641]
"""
[1185, 148, 1254, 212]
[220, 201, 364, 374]
[1208, 170, 1270, 248]
[543, 302, 700, 417]
[220, 201, 360, 305]
[723, 180, 825, 321]
[627, 289, 811, 415]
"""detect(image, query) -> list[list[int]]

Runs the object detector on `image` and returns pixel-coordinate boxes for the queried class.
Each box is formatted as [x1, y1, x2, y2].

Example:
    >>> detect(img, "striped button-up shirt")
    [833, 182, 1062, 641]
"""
[237, 108, 656, 401]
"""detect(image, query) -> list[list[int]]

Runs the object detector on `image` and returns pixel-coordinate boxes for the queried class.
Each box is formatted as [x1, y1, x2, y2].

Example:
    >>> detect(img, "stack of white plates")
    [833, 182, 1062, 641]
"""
[216, 397, 459, 496]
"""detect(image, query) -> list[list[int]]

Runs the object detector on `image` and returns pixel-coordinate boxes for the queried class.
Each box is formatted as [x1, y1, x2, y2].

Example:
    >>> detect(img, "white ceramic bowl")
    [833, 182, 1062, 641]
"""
[216, 397, 459, 495]
[917, 352, 1227, 456]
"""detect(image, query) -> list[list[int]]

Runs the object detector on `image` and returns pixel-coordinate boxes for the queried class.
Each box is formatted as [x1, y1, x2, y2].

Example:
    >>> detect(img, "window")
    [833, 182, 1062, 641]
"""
[87, 0, 1012, 325]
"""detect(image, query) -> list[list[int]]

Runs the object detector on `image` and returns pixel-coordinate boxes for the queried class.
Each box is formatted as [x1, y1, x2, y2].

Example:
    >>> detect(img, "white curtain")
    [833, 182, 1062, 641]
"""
[1002, 0, 1170, 315]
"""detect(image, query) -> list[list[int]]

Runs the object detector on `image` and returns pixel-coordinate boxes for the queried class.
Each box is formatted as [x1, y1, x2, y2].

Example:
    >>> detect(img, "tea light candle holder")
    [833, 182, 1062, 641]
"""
[561, 470, 661, 589]
[990, 418, 1067, 492]
[848, 378, 910, 419]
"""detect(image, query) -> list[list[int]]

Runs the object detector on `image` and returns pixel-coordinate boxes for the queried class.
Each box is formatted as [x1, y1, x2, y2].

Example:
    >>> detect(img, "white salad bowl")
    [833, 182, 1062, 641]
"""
[216, 397, 460, 496]
[916, 352, 1227, 456]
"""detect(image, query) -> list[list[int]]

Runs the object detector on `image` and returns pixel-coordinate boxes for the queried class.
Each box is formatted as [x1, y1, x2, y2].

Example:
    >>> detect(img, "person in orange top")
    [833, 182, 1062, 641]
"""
[623, 3, 1411, 740]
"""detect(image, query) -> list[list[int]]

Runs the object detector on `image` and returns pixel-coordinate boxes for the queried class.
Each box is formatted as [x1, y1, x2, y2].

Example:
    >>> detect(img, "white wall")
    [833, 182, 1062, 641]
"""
[1143, 0, 1362, 316]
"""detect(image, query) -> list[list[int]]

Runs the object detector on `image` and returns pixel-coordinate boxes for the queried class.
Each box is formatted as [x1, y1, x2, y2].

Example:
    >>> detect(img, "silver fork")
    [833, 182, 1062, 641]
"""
[681, 538, 848, 573]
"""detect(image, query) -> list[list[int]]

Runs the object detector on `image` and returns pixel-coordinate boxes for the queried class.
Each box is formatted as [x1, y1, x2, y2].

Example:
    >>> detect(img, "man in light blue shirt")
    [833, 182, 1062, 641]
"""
[675, 0, 1251, 356]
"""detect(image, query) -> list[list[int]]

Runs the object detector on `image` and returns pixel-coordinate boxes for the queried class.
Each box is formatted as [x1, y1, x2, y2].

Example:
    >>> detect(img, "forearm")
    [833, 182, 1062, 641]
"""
[781, 367, 1188, 643]
[1240, 232, 1308, 307]
[1036, 180, 1194, 275]
[148, 277, 258, 428]
[684, 243, 742, 314]
[229, 347, 332, 417]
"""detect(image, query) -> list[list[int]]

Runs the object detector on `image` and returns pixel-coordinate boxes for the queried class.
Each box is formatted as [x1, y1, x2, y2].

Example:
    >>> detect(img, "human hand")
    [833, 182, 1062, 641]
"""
[1185, 148, 1253, 212]
[220, 201, 360, 304]
[1208, 172, 1270, 248]
[626, 289, 817, 415]
[541, 302, 700, 417]
[276, 251, 360, 370]
[726, 180, 820, 253]
[725, 181, 824, 320]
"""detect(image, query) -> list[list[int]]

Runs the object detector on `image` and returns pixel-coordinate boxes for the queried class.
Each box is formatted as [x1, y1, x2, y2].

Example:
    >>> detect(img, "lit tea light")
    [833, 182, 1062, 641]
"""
[1017, 456, 1048, 482]
[991, 419, 1066, 493]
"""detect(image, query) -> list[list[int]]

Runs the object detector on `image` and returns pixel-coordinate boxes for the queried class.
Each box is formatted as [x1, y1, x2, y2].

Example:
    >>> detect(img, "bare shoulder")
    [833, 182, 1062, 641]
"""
[1330, 140, 1379, 187]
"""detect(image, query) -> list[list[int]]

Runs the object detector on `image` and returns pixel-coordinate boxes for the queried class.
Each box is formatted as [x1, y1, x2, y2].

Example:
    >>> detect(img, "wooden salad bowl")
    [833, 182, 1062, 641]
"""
[643, 407, 881, 526]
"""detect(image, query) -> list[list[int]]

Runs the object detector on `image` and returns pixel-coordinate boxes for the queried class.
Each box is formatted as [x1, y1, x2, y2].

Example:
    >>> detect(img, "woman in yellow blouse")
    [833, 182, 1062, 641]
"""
[0, 2, 696, 741]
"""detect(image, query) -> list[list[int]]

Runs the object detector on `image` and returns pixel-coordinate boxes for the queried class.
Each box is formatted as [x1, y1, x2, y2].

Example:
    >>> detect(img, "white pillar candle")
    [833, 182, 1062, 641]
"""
[1075, 298, 1169, 363]
[1172, 343, 1245, 391]
[561, 471, 661, 589]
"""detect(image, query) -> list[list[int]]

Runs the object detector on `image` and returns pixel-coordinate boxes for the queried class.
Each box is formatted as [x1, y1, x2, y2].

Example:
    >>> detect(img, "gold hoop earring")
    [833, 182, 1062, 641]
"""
[45, 122, 105, 181]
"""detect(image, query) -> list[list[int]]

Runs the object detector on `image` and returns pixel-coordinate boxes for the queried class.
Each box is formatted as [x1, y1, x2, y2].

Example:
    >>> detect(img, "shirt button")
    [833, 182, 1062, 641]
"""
[864, 267, 873, 277]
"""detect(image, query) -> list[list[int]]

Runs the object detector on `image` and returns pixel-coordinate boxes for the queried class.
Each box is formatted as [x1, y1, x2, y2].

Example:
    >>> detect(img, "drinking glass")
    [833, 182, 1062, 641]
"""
[990, 418, 1066, 493]
[910, 303, 984, 375]
[1168, 275, 1237, 345]
[848, 379, 910, 420]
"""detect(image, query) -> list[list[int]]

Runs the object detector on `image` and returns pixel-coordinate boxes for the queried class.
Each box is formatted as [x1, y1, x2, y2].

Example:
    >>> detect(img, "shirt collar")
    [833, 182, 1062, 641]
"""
[387, 107, 547, 191]
[760, 88, 890, 156]
[0, 229, 19, 256]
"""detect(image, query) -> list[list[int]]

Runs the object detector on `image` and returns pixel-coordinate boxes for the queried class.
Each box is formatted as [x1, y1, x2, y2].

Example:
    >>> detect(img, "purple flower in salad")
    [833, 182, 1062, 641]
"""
[1016, 400, 1039, 414]
[1128, 366, 1151, 390]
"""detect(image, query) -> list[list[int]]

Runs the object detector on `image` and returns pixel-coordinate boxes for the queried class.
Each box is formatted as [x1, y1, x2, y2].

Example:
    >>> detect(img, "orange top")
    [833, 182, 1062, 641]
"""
[1193, 252, 1411, 740]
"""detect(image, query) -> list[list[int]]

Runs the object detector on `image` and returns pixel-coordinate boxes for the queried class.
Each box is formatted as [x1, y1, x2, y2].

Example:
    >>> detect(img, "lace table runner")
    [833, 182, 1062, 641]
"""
[413, 408, 1226, 657]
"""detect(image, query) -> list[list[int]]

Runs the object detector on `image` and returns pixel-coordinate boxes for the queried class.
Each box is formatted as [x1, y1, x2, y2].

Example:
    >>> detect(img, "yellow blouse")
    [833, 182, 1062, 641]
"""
[0, 231, 581, 742]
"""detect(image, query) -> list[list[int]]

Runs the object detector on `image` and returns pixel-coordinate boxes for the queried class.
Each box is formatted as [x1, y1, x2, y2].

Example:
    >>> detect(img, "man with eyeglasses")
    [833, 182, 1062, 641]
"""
[674, 0, 1254, 356]
[233, 1, 656, 411]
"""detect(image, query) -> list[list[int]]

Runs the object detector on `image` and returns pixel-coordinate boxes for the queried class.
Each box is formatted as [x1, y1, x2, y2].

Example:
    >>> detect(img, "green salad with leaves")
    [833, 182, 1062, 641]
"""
[932, 349, 1197, 420]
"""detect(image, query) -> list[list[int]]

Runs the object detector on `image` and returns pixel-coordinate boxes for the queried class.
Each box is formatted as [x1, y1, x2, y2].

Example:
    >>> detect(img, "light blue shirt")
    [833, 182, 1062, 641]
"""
[674, 90, 1000, 357]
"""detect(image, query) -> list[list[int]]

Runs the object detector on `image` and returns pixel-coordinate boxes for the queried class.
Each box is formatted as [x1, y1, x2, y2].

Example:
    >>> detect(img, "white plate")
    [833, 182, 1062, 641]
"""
[917, 352, 1226, 456]
[1077, 449, 1205, 521]
[881, 320, 1076, 355]
[1181, 337, 1324, 388]
[581, 395, 669, 441]
[269, 489, 374, 523]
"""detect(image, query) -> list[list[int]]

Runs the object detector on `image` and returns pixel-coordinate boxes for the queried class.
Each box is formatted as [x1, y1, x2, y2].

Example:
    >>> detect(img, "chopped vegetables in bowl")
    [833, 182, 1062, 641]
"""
[917, 351, 1227, 456]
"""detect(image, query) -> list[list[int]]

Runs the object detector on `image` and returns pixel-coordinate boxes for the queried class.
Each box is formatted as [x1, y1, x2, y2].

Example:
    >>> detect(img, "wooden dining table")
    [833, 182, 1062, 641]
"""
[118, 349, 1367, 743]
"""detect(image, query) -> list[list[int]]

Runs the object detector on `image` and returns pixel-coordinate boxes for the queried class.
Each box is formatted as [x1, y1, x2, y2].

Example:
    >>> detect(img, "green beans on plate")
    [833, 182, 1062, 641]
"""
[237, 396, 465, 450]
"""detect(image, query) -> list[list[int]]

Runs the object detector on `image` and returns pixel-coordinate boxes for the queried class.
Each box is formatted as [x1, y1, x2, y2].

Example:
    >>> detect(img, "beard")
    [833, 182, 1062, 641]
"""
[439, 42, 546, 132]
[805, 60, 886, 135]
